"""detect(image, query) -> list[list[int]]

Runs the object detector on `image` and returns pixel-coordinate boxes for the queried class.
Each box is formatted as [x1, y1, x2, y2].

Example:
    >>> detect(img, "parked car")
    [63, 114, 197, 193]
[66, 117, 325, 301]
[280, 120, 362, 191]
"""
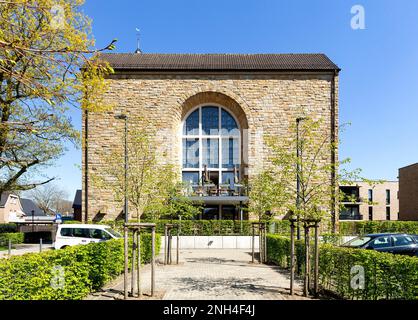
[54, 224, 122, 250]
[341, 233, 418, 256]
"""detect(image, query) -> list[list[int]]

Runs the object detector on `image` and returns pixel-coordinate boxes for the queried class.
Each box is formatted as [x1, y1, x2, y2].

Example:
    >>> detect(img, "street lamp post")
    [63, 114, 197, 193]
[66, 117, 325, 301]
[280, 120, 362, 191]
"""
[115, 113, 129, 298]
[296, 117, 307, 240]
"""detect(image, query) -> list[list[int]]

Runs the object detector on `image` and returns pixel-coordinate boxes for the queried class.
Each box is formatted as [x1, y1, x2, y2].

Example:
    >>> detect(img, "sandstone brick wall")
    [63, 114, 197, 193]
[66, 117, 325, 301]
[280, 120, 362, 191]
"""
[82, 72, 338, 221]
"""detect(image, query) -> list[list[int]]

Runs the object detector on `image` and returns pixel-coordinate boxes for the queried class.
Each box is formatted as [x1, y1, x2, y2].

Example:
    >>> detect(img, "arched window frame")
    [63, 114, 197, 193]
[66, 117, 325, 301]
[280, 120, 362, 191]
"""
[181, 104, 241, 187]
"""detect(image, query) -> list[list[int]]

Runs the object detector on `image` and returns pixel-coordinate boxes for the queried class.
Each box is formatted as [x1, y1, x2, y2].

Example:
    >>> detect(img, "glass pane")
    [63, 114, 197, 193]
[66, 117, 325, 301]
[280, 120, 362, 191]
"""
[370, 237, 391, 249]
[221, 109, 239, 135]
[202, 138, 219, 168]
[202, 107, 219, 135]
[182, 172, 199, 185]
[222, 172, 238, 187]
[183, 138, 199, 168]
[183, 109, 199, 135]
[222, 138, 239, 168]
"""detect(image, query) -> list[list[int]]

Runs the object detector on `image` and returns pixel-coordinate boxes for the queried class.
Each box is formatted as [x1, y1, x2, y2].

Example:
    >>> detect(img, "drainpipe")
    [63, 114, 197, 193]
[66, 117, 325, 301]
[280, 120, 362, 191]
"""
[84, 109, 89, 223]
[330, 70, 338, 233]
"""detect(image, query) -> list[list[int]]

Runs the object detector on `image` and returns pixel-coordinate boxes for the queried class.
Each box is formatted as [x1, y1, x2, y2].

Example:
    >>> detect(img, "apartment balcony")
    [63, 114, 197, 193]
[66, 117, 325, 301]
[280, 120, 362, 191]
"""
[340, 197, 364, 205]
[184, 183, 249, 205]
[339, 213, 364, 221]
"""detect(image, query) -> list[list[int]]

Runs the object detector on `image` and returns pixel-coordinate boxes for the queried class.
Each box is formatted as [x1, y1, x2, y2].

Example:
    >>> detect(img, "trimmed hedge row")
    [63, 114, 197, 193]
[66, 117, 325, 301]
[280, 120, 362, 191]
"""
[266, 235, 418, 300]
[339, 221, 418, 236]
[0, 233, 160, 300]
[97, 219, 291, 236]
[0, 223, 17, 234]
[0, 233, 24, 246]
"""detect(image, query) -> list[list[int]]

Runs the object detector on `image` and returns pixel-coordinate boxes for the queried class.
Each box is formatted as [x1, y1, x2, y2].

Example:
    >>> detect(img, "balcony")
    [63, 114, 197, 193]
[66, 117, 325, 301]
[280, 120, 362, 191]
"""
[339, 213, 364, 221]
[183, 183, 249, 205]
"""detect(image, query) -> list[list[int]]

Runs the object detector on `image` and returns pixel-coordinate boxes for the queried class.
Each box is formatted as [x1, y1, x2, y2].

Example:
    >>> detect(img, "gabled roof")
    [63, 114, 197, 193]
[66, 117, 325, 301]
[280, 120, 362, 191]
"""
[72, 189, 82, 209]
[20, 198, 45, 216]
[98, 53, 340, 72]
[0, 193, 12, 207]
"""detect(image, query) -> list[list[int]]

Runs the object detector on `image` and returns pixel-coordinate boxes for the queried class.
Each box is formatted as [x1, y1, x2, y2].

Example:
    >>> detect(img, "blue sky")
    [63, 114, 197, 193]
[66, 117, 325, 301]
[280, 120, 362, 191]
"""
[51, 0, 418, 199]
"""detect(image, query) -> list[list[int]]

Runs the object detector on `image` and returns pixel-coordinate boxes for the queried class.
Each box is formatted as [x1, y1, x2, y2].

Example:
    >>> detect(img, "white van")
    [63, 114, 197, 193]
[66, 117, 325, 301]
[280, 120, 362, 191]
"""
[54, 224, 122, 250]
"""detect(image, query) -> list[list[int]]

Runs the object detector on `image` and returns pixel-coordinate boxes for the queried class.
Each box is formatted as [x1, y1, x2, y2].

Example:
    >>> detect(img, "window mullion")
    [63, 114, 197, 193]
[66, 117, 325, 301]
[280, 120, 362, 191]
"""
[218, 107, 222, 183]
[199, 107, 202, 182]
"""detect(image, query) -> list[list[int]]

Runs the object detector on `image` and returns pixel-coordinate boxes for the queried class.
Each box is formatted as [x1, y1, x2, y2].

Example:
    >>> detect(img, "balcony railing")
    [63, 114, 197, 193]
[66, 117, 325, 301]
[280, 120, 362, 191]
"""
[339, 214, 364, 221]
[183, 183, 248, 197]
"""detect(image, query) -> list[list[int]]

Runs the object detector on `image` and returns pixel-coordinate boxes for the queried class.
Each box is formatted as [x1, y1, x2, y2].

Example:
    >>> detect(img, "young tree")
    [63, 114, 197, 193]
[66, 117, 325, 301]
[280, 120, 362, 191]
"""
[28, 183, 69, 214]
[156, 182, 203, 220]
[251, 118, 374, 230]
[95, 125, 176, 221]
[0, 0, 115, 194]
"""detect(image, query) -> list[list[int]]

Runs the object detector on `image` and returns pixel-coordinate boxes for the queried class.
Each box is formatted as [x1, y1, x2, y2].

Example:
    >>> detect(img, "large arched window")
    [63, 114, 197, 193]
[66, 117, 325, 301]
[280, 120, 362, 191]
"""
[182, 105, 240, 188]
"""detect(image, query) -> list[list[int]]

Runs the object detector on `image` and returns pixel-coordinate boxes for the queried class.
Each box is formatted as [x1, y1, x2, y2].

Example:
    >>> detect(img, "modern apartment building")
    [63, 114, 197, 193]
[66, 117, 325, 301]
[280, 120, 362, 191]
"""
[398, 163, 418, 221]
[339, 181, 399, 221]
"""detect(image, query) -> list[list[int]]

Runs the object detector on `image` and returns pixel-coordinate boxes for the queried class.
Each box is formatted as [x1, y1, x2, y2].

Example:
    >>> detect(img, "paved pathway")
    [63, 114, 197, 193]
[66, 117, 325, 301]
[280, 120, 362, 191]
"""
[88, 249, 310, 300]
[0, 244, 53, 258]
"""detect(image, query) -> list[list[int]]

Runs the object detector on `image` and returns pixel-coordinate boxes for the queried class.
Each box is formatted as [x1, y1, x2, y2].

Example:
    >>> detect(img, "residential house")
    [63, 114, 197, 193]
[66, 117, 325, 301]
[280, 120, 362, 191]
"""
[0, 193, 26, 223]
[339, 181, 399, 221]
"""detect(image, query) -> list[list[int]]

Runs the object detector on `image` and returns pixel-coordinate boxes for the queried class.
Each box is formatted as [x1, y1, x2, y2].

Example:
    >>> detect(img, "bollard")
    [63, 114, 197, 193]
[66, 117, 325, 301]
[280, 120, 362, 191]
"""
[39, 238, 43, 253]
[8, 239, 11, 255]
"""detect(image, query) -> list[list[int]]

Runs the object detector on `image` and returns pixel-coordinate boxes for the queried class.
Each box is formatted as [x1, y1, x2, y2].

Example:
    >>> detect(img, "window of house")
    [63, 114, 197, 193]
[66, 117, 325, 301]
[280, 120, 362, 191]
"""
[386, 189, 391, 205]
[368, 189, 373, 203]
[182, 106, 240, 188]
[386, 207, 391, 220]
[368, 207, 373, 221]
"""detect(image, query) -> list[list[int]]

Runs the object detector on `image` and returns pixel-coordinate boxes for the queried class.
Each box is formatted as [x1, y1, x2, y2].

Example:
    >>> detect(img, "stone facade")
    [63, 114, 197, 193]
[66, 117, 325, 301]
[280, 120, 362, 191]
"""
[82, 71, 339, 222]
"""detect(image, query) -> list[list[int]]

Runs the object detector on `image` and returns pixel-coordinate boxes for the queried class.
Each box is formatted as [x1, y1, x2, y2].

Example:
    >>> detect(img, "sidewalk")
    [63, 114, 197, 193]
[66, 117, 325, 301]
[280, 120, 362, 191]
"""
[0, 244, 53, 258]
[87, 249, 311, 300]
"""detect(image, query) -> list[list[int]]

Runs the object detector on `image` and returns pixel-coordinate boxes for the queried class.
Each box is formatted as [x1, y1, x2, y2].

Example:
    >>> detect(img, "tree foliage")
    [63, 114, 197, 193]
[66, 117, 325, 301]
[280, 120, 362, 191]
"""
[0, 0, 115, 194]
[250, 118, 376, 226]
[94, 124, 177, 221]
[28, 183, 69, 214]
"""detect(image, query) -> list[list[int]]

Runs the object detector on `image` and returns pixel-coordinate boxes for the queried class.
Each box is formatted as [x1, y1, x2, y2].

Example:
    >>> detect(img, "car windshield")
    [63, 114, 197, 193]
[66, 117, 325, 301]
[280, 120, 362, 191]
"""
[343, 236, 372, 247]
[105, 227, 122, 238]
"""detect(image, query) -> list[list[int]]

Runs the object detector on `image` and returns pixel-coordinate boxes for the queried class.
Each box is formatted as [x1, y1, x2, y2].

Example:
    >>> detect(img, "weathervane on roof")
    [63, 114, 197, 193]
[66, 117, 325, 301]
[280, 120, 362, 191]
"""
[135, 28, 142, 53]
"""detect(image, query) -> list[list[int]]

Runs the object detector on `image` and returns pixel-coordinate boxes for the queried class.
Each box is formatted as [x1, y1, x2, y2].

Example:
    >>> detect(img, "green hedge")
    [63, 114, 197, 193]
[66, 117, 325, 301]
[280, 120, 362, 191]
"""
[66, 219, 292, 236]
[266, 234, 418, 300]
[340, 221, 418, 236]
[0, 234, 161, 300]
[0, 223, 17, 234]
[0, 233, 24, 246]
